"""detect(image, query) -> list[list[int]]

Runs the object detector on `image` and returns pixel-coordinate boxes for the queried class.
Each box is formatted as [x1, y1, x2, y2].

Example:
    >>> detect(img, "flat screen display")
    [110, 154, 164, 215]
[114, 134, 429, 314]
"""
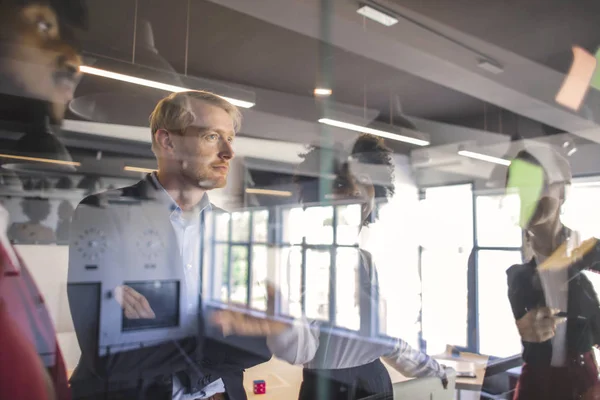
[122, 280, 180, 331]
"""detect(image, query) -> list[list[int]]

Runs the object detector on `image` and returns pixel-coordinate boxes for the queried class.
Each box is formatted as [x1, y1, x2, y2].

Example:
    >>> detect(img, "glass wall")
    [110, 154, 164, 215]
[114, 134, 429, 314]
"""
[2, 1, 600, 399]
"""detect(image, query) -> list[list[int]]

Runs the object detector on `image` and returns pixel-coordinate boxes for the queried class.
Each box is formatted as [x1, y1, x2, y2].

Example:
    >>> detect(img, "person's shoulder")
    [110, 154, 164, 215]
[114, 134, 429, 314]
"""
[506, 259, 534, 287]
[77, 180, 146, 209]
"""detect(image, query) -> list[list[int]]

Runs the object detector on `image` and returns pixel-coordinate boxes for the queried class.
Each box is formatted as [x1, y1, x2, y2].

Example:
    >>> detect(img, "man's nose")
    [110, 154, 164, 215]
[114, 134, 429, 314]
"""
[219, 139, 235, 160]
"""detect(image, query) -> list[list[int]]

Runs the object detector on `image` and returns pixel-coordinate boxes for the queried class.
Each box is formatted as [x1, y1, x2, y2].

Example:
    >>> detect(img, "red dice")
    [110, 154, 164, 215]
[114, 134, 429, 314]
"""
[253, 380, 266, 395]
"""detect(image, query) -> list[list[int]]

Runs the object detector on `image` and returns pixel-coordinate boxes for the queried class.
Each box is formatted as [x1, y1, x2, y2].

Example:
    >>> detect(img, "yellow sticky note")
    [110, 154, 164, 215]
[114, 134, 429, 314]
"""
[555, 46, 597, 111]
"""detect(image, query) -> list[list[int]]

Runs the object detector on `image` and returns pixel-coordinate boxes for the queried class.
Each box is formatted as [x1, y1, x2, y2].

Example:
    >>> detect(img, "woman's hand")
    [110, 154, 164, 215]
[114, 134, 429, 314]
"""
[515, 307, 566, 343]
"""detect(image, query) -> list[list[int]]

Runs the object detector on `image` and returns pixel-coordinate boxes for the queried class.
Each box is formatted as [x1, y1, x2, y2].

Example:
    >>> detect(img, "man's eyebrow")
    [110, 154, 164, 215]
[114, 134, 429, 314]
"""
[189, 126, 235, 135]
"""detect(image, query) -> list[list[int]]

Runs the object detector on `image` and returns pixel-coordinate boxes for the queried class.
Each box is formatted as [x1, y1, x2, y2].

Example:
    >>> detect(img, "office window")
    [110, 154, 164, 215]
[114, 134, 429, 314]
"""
[563, 180, 600, 239]
[279, 204, 363, 328]
[212, 209, 269, 310]
[476, 194, 521, 248]
[477, 250, 522, 357]
[420, 184, 472, 354]
[475, 191, 523, 357]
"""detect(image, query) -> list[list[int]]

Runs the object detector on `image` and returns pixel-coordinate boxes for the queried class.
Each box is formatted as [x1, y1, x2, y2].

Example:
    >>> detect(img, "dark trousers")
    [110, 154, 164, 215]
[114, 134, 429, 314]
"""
[515, 351, 600, 400]
[299, 359, 393, 400]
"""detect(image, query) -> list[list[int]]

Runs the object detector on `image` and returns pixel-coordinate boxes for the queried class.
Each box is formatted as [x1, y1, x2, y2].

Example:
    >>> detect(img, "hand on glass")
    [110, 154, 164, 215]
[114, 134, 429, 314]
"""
[516, 307, 566, 343]
[211, 281, 289, 336]
[211, 309, 289, 337]
[114, 285, 156, 319]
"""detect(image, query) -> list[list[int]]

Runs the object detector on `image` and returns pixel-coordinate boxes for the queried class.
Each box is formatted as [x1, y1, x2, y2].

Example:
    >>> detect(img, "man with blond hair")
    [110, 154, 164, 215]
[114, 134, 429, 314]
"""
[67, 91, 271, 400]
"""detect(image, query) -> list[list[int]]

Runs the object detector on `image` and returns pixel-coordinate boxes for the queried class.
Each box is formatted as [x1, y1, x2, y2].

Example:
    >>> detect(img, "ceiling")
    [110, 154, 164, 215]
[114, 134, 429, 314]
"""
[11, 0, 592, 188]
[391, 0, 600, 74]
[76, 0, 600, 126]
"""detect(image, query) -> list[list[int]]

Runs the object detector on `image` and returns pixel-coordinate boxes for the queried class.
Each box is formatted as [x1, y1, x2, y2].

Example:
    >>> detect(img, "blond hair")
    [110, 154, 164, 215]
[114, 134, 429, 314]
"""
[149, 90, 242, 152]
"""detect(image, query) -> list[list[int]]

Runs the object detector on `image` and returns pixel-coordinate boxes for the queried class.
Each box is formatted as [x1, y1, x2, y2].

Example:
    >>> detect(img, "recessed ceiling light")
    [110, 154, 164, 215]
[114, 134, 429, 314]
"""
[318, 118, 429, 146]
[80, 66, 255, 109]
[458, 150, 511, 166]
[357, 4, 398, 27]
[314, 88, 332, 96]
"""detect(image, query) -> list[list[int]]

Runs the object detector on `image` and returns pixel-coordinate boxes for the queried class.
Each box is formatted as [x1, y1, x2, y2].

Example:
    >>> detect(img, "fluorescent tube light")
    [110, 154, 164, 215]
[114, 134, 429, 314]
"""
[246, 188, 292, 197]
[314, 88, 333, 96]
[80, 66, 255, 109]
[318, 118, 429, 146]
[357, 4, 398, 26]
[124, 165, 157, 173]
[0, 153, 80, 167]
[458, 150, 511, 166]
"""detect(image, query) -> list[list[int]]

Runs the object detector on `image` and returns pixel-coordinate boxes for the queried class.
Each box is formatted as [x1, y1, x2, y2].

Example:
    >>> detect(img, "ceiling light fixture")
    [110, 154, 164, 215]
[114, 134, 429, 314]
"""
[246, 188, 292, 197]
[314, 88, 333, 96]
[80, 66, 255, 109]
[124, 165, 158, 173]
[0, 153, 80, 167]
[357, 4, 398, 26]
[458, 150, 511, 166]
[318, 118, 430, 146]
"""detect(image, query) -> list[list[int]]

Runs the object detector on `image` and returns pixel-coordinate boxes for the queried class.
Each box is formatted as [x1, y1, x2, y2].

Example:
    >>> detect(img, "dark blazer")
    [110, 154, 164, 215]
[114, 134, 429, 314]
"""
[507, 239, 600, 366]
[67, 175, 271, 400]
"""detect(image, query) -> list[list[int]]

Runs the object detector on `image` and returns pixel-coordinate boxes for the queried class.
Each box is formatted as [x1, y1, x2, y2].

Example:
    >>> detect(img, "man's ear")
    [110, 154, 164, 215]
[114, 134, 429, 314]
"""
[155, 129, 175, 151]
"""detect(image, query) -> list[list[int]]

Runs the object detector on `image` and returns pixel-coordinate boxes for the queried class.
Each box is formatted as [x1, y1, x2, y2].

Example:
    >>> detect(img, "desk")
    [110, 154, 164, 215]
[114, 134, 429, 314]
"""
[434, 356, 487, 399]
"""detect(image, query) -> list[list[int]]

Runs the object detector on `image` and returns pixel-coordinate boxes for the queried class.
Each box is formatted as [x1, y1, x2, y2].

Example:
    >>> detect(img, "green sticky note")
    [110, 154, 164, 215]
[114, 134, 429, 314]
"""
[591, 48, 600, 91]
[506, 159, 545, 229]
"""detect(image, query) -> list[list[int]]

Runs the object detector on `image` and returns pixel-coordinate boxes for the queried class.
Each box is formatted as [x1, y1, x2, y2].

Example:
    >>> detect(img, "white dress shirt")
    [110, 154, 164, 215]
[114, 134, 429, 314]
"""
[149, 174, 225, 399]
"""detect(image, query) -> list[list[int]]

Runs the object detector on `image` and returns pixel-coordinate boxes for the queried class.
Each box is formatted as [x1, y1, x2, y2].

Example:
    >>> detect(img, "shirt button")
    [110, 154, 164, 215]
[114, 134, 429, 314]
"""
[186, 263, 192, 270]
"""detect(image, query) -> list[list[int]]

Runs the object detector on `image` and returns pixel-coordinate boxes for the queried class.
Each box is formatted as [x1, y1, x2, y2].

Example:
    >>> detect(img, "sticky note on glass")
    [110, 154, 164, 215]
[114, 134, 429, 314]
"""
[506, 159, 545, 229]
[555, 46, 597, 111]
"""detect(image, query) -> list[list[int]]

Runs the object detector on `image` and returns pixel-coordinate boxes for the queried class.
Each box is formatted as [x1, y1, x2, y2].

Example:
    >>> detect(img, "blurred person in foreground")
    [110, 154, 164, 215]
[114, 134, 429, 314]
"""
[506, 145, 600, 400]
[213, 134, 447, 400]
[0, 0, 88, 398]
[68, 90, 271, 400]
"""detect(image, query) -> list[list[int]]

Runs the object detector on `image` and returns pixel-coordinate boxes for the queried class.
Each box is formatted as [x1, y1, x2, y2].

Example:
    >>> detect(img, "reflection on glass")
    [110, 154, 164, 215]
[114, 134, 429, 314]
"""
[335, 247, 360, 330]
[305, 249, 330, 321]
[251, 245, 268, 311]
[215, 244, 229, 302]
[231, 211, 250, 242]
[476, 194, 521, 248]
[252, 210, 269, 243]
[215, 212, 230, 242]
[478, 250, 522, 357]
[336, 204, 361, 245]
[282, 208, 304, 245]
[230, 246, 248, 304]
[305, 206, 334, 245]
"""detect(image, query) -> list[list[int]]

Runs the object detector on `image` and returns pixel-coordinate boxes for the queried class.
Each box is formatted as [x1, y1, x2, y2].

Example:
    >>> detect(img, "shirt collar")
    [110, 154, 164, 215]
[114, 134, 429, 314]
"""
[149, 172, 212, 218]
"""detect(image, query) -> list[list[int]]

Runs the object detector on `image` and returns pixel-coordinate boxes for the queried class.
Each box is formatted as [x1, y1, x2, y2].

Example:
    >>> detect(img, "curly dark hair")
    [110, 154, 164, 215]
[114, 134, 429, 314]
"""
[293, 134, 395, 225]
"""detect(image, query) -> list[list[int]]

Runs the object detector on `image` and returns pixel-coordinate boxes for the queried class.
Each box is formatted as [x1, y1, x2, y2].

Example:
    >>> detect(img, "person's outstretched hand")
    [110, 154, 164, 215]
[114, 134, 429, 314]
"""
[211, 282, 289, 336]
[516, 307, 566, 343]
[114, 285, 156, 319]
